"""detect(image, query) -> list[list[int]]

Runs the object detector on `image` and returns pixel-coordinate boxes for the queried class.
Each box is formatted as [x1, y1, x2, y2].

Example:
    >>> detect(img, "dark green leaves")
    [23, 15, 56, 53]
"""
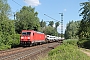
[15, 6, 40, 33]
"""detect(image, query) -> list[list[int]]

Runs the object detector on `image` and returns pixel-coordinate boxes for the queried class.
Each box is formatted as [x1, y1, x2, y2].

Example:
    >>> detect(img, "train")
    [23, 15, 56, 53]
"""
[20, 30, 64, 46]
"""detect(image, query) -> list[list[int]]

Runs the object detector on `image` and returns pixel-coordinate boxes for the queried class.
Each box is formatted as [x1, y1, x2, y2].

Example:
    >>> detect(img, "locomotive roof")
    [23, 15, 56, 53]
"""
[22, 30, 44, 34]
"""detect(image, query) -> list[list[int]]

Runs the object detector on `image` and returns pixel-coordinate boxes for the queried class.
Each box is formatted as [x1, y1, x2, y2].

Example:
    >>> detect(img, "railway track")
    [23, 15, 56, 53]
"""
[0, 42, 60, 60]
[0, 47, 23, 57]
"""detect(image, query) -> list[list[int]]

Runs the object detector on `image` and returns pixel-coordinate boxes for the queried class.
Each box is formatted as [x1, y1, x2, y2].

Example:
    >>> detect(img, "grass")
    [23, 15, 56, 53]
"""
[39, 39, 90, 60]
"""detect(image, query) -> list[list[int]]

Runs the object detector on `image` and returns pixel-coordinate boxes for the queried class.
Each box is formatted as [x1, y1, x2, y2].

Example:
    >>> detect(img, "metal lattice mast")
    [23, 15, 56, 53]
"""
[59, 13, 63, 38]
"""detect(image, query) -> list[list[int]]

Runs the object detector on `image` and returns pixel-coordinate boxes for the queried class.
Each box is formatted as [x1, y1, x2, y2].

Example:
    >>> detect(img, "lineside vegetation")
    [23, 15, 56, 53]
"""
[40, 39, 90, 60]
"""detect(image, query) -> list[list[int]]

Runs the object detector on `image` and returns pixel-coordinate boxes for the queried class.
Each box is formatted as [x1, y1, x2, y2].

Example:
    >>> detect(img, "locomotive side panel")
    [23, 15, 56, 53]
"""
[33, 32, 46, 43]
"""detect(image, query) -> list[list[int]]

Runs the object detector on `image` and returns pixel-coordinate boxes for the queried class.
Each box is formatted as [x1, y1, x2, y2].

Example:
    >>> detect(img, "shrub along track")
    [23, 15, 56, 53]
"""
[0, 42, 60, 60]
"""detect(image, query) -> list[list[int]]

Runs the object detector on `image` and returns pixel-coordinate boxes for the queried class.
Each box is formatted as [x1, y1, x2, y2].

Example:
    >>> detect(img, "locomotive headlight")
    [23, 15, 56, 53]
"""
[28, 37, 30, 39]
[21, 37, 24, 39]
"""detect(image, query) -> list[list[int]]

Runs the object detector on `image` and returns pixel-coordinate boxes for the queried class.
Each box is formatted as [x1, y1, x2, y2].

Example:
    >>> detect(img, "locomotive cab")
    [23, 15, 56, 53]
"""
[20, 30, 32, 45]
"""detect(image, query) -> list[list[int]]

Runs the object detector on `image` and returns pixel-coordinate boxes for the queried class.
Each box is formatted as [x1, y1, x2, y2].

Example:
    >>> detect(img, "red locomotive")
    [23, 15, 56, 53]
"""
[20, 30, 46, 46]
[20, 30, 63, 46]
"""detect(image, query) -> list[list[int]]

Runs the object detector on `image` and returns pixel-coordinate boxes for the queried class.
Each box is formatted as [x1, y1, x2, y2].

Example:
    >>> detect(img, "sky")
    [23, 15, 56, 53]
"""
[8, 0, 89, 33]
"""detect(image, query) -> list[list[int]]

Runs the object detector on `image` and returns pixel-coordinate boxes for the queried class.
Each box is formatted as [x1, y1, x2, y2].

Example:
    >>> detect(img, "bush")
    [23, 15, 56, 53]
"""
[77, 38, 90, 48]
[48, 43, 90, 60]
[48, 39, 79, 56]
[0, 44, 11, 50]
[10, 34, 20, 47]
[77, 39, 87, 48]
[63, 39, 78, 46]
[0, 34, 20, 50]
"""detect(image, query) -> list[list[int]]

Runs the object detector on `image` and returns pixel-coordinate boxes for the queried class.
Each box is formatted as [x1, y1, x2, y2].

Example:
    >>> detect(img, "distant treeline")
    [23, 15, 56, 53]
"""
[65, 1, 90, 48]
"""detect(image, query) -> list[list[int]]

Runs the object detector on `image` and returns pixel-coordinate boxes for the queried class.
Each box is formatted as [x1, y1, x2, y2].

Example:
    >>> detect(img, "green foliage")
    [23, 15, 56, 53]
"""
[40, 19, 46, 27]
[0, 34, 20, 50]
[47, 40, 90, 60]
[0, 19, 15, 45]
[0, 0, 11, 16]
[55, 21, 60, 31]
[77, 20, 90, 39]
[77, 38, 90, 48]
[15, 6, 40, 33]
[65, 20, 80, 39]
[10, 34, 20, 47]
[0, 43, 11, 50]
[77, 1, 90, 49]
[79, 2, 90, 20]
[0, 0, 20, 50]
[77, 1, 90, 39]
[39, 20, 59, 36]
[0, 44, 11, 50]
[43, 26, 58, 36]
[48, 21, 54, 27]
[77, 39, 87, 48]
[63, 39, 78, 46]
[55, 22, 60, 28]
[39, 20, 46, 32]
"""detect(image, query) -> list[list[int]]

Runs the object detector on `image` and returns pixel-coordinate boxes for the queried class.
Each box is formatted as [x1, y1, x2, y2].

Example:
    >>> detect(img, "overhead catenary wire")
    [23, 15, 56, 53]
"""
[12, 0, 22, 7]
[44, 14, 60, 22]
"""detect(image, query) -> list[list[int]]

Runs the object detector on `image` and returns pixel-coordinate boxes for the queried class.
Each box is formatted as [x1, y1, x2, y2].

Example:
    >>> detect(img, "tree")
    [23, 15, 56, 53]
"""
[0, 0, 11, 33]
[40, 19, 46, 27]
[15, 6, 40, 33]
[55, 21, 60, 30]
[0, 0, 11, 16]
[77, 1, 90, 48]
[43, 26, 58, 36]
[48, 21, 54, 27]
[0, 0, 17, 47]
[77, 1, 90, 39]
[65, 20, 80, 39]
[39, 19, 46, 32]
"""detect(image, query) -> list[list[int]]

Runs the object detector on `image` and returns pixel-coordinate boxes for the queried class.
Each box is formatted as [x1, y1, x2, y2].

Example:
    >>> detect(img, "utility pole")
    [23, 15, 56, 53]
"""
[13, 12, 16, 34]
[13, 12, 15, 20]
[59, 13, 63, 39]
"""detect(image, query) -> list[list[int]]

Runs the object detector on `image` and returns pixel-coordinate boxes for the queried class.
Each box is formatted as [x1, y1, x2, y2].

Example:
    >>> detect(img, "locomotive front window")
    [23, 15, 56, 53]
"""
[22, 32, 26, 35]
[22, 32, 31, 35]
[27, 32, 31, 35]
